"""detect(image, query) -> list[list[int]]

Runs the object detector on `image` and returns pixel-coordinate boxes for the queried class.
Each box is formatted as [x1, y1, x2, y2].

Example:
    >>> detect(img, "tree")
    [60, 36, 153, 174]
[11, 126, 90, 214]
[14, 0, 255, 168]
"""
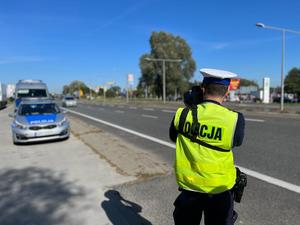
[106, 86, 121, 97]
[270, 86, 281, 93]
[138, 31, 196, 98]
[285, 67, 300, 95]
[239, 79, 259, 87]
[97, 87, 104, 96]
[62, 85, 70, 95]
[62, 80, 90, 96]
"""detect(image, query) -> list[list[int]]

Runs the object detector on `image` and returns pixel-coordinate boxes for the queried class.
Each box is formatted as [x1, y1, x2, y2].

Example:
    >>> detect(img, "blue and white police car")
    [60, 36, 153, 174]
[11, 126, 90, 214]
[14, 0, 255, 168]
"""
[10, 99, 69, 144]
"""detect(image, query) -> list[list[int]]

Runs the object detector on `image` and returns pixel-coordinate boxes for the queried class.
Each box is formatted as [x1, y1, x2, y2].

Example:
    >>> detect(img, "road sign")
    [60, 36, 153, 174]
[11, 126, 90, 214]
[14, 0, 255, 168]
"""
[128, 74, 134, 85]
[229, 79, 240, 91]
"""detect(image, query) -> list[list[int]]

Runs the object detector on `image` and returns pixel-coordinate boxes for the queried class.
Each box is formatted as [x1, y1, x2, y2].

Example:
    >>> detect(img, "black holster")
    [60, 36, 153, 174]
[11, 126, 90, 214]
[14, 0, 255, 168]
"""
[232, 167, 247, 203]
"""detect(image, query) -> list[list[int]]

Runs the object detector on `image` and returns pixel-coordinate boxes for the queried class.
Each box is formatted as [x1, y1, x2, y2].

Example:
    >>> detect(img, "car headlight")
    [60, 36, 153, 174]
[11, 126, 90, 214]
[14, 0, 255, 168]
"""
[58, 117, 68, 126]
[14, 120, 27, 130]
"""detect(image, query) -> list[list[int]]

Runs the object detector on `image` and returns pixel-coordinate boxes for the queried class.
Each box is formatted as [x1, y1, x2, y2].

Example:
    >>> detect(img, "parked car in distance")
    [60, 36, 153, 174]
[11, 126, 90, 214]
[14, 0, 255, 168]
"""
[273, 97, 298, 103]
[62, 96, 77, 107]
[10, 99, 69, 144]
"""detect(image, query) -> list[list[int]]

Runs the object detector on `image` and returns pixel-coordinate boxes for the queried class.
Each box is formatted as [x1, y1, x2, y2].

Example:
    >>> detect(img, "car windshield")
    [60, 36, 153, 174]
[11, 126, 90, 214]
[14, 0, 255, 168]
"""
[17, 89, 47, 98]
[65, 97, 75, 100]
[19, 103, 60, 116]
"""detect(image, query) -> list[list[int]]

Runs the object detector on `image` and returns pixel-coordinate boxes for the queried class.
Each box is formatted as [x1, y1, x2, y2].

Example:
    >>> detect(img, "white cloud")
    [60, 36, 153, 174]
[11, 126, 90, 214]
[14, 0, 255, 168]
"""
[97, 0, 149, 30]
[0, 56, 44, 64]
[211, 42, 231, 50]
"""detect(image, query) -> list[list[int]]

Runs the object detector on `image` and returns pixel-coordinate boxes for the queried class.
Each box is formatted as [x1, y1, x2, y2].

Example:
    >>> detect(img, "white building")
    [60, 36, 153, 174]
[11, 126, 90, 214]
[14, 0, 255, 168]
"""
[6, 84, 15, 98]
[262, 77, 270, 103]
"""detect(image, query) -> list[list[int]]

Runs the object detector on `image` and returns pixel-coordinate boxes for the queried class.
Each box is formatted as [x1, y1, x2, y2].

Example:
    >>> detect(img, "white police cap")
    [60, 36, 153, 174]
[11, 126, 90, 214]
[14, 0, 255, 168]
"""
[200, 68, 237, 85]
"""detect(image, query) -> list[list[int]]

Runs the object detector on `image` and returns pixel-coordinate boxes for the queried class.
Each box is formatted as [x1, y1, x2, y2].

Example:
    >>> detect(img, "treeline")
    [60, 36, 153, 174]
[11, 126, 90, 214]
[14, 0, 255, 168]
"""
[240, 79, 259, 87]
[62, 80, 122, 98]
[63, 32, 300, 99]
[285, 67, 300, 95]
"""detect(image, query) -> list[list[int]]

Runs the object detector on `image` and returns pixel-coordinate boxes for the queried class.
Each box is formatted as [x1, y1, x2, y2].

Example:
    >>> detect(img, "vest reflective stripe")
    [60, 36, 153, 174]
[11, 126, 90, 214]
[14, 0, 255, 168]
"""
[174, 102, 238, 194]
[176, 168, 235, 187]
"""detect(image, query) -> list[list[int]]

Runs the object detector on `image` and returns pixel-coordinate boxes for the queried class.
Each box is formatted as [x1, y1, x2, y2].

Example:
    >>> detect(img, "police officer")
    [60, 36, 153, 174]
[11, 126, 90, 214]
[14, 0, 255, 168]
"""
[169, 68, 245, 225]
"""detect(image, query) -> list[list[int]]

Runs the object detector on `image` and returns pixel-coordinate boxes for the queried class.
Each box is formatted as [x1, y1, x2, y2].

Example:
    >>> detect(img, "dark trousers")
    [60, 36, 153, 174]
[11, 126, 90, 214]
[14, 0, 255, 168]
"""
[173, 189, 236, 225]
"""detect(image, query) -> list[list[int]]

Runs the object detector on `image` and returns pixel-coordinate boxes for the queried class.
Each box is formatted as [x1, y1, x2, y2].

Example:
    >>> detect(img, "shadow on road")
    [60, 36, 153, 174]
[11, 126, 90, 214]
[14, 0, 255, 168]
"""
[101, 190, 152, 225]
[0, 167, 84, 225]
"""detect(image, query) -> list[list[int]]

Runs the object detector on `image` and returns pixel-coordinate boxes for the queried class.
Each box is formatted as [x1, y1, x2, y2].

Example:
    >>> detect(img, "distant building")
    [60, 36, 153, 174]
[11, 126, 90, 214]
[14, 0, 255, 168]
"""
[237, 86, 258, 94]
[235, 86, 260, 102]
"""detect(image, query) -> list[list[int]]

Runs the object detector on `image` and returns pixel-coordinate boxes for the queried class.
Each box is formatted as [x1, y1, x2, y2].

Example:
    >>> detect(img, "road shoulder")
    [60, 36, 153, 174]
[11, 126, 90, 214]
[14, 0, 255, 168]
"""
[68, 114, 171, 179]
[0, 106, 170, 225]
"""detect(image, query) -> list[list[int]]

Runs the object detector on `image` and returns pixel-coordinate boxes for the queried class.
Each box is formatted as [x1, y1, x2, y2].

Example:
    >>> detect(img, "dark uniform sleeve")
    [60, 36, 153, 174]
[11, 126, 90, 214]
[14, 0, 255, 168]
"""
[169, 116, 178, 143]
[233, 112, 245, 147]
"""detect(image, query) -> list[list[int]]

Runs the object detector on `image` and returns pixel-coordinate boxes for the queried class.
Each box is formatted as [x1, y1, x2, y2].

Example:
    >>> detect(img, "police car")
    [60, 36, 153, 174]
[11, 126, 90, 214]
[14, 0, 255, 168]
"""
[10, 99, 69, 144]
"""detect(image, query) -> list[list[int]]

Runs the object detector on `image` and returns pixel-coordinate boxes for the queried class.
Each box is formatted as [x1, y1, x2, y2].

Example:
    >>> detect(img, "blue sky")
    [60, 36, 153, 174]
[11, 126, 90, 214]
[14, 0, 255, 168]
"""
[1, 0, 300, 93]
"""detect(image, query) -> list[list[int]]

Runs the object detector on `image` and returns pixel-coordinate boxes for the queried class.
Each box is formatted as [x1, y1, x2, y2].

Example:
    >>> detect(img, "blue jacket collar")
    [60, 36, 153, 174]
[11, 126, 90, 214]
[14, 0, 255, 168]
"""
[202, 99, 222, 105]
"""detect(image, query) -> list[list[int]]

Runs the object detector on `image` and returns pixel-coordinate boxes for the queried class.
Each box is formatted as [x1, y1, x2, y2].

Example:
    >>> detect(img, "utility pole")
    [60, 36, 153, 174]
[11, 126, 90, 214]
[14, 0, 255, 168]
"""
[144, 57, 182, 104]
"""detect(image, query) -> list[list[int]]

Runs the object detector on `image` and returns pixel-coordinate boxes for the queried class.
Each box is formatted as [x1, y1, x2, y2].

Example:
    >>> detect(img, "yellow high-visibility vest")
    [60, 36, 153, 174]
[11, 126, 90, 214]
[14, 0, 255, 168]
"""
[174, 102, 238, 194]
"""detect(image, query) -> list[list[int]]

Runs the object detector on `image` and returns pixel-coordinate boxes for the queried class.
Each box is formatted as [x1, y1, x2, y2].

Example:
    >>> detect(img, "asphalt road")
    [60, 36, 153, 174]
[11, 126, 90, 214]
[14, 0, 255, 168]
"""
[65, 101, 300, 225]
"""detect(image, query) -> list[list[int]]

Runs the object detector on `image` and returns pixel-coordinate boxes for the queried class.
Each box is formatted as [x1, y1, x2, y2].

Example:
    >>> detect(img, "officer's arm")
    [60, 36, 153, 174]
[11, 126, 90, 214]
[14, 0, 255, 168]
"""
[233, 112, 245, 147]
[169, 116, 178, 143]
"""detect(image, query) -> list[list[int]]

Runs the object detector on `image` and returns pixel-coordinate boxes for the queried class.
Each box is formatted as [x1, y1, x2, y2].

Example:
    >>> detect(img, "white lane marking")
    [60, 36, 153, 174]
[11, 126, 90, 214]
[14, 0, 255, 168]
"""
[143, 108, 154, 111]
[114, 110, 124, 113]
[64, 108, 300, 194]
[79, 104, 104, 110]
[142, 114, 158, 119]
[238, 166, 300, 194]
[245, 118, 265, 122]
[129, 106, 137, 109]
[162, 109, 175, 113]
[64, 108, 175, 148]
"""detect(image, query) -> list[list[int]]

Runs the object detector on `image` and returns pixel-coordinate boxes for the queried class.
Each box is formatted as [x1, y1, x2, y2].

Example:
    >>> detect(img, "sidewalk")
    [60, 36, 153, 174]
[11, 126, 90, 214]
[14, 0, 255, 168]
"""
[0, 106, 169, 225]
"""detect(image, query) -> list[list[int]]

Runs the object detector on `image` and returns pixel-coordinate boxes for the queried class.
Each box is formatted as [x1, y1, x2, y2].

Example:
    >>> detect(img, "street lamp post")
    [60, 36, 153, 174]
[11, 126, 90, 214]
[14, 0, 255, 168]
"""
[103, 86, 106, 103]
[103, 81, 115, 104]
[145, 57, 182, 104]
[256, 22, 300, 111]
